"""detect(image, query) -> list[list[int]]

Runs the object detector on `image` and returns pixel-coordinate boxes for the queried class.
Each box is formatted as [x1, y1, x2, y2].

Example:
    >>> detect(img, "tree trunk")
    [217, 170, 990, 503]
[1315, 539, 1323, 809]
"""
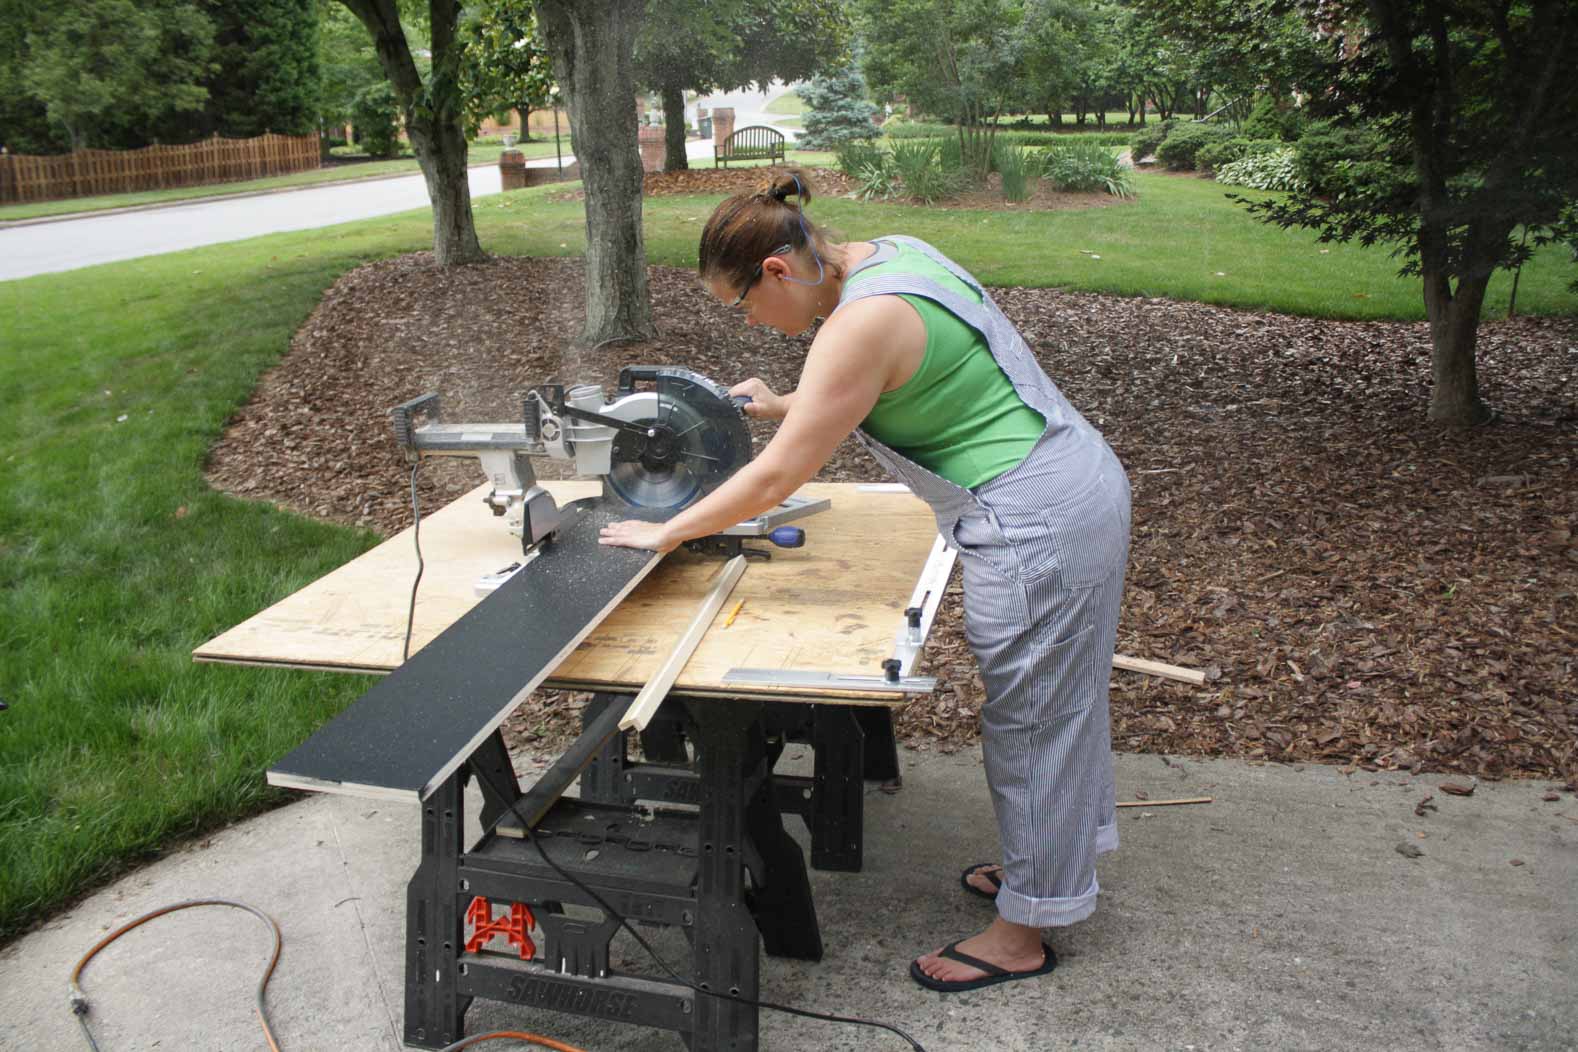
[1421, 269, 1492, 425]
[662, 84, 688, 172]
[342, 0, 485, 267]
[406, 114, 484, 266]
[519, 104, 533, 141]
[536, 0, 655, 345]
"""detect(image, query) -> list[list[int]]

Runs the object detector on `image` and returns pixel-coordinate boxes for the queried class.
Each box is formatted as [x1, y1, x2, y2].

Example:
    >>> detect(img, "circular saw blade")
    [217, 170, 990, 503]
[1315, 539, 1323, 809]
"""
[602, 370, 752, 510]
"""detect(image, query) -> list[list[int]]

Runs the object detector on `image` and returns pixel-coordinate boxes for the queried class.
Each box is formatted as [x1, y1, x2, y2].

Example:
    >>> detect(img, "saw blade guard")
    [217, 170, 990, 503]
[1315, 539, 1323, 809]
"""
[602, 367, 752, 511]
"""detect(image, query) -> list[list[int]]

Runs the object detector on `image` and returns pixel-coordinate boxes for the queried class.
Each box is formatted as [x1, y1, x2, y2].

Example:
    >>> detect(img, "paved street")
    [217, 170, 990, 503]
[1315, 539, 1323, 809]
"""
[0, 133, 730, 283]
[0, 84, 802, 283]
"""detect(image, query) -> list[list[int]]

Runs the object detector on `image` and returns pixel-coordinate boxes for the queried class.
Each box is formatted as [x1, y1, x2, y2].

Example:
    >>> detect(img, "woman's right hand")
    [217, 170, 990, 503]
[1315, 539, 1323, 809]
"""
[729, 377, 791, 421]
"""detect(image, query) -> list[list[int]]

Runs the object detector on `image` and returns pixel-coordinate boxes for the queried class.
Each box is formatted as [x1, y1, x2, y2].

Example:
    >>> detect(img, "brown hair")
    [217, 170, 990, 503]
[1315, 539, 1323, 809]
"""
[697, 168, 840, 292]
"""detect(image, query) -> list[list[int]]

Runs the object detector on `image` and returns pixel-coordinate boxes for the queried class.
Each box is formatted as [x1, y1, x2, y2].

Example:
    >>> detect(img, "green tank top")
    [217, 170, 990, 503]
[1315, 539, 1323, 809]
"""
[846, 242, 1045, 489]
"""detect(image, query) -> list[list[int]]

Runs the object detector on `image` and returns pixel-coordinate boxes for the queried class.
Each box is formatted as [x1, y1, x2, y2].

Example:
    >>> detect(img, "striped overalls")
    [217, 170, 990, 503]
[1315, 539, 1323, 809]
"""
[836, 237, 1131, 927]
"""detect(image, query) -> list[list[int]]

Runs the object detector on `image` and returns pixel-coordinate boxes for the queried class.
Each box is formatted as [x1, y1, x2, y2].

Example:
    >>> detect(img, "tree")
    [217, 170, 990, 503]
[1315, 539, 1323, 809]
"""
[635, 1, 851, 173]
[858, 0, 1026, 175]
[459, 0, 554, 141]
[0, 3, 64, 153]
[536, 0, 656, 343]
[339, 0, 485, 265]
[1235, 1, 1578, 425]
[797, 64, 878, 150]
[203, 0, 323, 138]
[21, 0, 215, 150]
[317, 0, 386, 137]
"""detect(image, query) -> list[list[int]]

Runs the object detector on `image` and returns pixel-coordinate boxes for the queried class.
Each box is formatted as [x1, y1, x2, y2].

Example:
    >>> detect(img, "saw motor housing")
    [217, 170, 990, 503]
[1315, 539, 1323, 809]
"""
[390, 366, 755, 554]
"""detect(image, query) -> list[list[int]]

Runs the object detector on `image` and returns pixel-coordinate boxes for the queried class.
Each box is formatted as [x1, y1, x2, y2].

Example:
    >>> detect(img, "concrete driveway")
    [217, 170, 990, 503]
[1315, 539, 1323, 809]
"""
[3, 750, 1572, 1051]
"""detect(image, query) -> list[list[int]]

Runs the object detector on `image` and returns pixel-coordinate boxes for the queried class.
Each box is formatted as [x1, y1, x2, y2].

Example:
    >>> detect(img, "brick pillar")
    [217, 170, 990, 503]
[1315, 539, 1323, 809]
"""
[638, 126, 665, 173]
[712, 107, 735, 148]
[498, 150, 527, 191]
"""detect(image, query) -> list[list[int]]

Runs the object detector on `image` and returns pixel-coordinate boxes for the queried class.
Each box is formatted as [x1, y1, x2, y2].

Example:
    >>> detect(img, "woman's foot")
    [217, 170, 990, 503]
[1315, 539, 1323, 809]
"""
[961, 862, 1003, 899]
[913, 917, 1046, 985]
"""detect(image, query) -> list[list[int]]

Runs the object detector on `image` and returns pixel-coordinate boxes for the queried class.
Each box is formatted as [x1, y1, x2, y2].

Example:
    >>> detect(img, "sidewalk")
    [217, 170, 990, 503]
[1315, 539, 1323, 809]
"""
[2, 750, 1572, 1051]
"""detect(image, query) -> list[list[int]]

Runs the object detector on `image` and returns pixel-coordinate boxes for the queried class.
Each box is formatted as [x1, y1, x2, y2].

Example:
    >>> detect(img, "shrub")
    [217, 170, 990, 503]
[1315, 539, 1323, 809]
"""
[937, 135, 965, 174]
[857, 161, 900, 201]
[1240, 95, 1306, 142]
[1214, 148, 1306, 192]
[1196, 137, 1283, 174]
[351, 83, 401, 159]
[888, 138, 961, 204]
[994, 142, 1036, 202]
[1129, 119, 1175, 163]
[1153, 122, 1234, 170]
[1039, 140, 1133, 198]
[1293, 121, 1388, 198]
[835, 141, 885, 179]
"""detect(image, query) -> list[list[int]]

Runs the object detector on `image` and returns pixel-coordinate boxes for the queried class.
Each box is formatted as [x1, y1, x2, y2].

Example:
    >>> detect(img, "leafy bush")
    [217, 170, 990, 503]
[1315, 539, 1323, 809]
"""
[888, 122, 1130, 148]
[351, 83, 400, 159]
[835, 141, 886, 179]
[888, 138, 961, 204]
[1293, 121, 1389, 198]
[1039, 140, 1133, 198]
[1154, 122, 1234, 170]
[994, 142, 1037, 202]
[1129, 119, 1175, 163]
[1240, 95, 1306, 142]
[1214, 148, 1307, 192]
[857, 161, 900, 202]
[937, 135, 965, 174]
[1196, 137, 1283, 174]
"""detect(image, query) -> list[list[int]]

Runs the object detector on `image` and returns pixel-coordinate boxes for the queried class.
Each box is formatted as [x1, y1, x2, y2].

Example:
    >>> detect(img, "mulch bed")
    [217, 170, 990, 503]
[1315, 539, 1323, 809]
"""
[205, 252, 1578, 785]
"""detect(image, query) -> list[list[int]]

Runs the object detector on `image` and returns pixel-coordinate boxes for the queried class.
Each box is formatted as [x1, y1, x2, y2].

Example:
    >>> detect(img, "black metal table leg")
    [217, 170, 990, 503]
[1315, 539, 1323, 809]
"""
[471, 729, 522, 834]
[683, 698, 764, 1051]
[810, 706, 865, 872]
[403, 769, 470, 1049]
[743, 740, 823, 962]
[579, 693, 631, 804]
[854, 706, 902, 783]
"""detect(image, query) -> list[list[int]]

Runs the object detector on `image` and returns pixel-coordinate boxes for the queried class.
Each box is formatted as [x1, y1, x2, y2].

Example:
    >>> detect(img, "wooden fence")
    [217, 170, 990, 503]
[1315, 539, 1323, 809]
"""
[0, 132, 320, 205]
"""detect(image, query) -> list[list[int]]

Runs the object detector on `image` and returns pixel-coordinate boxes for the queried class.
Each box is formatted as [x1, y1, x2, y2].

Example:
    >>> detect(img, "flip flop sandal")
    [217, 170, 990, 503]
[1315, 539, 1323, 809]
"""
[909, 940, 1058, 993]
[959, 862, 1002, 900]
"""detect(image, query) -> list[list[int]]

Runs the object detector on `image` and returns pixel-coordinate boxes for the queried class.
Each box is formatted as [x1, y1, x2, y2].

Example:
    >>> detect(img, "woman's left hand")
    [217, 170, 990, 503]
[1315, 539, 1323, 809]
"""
[598, 520, 680, 553]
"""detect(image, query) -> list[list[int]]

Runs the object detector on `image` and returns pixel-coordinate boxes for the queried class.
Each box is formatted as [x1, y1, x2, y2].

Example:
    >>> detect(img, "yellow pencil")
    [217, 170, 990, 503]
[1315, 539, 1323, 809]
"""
[723, 598, 746, 627]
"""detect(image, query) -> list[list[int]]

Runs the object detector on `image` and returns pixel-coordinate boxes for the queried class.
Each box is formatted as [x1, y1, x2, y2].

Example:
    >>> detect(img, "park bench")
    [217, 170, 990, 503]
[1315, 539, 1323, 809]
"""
[715, 124, 787, 168]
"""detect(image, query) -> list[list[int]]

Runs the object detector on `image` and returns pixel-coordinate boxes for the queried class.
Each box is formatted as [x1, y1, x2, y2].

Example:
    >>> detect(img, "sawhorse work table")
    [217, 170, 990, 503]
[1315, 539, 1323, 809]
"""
[195, 481, 953, 1050]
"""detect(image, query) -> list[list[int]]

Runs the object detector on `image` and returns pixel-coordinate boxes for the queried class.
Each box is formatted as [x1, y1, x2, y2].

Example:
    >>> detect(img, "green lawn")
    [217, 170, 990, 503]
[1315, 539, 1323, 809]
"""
[2, 170, 1572, 941]
[0, 140, 571, 223]
[765, 91, 805, 115]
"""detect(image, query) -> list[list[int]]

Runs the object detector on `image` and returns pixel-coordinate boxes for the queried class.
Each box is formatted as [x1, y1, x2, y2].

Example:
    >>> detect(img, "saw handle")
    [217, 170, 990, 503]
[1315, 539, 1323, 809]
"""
[768, 526, 804, 548]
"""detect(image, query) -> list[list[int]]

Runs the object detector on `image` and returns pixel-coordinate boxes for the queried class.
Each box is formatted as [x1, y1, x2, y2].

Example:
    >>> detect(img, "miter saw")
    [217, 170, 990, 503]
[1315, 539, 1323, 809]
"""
[390, 366, 825, 576]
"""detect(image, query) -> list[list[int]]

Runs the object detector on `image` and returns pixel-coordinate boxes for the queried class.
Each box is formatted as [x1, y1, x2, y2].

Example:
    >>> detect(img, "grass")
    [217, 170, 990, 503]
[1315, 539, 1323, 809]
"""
[2, 169, 1572, 941]
[0, 139, 571, 223]
[764, 91, 805, 116]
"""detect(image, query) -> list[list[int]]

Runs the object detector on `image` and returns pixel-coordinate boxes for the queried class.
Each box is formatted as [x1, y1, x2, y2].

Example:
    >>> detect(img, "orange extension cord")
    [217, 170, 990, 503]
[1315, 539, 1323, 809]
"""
[68, 897, 588, 1052]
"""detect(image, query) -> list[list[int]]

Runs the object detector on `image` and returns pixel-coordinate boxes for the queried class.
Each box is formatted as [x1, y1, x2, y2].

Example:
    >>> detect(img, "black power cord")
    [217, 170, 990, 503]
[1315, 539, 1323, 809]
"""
[404, 476, 926, 1052]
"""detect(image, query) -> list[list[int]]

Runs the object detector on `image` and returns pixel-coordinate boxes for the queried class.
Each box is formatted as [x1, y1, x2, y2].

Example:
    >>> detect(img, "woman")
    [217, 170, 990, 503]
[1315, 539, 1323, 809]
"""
[600, 170, 1129, 993]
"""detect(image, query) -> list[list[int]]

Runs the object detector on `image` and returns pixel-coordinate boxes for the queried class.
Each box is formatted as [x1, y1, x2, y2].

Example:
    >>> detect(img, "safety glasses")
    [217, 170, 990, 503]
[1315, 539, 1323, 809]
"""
[729, 243, 794, 307]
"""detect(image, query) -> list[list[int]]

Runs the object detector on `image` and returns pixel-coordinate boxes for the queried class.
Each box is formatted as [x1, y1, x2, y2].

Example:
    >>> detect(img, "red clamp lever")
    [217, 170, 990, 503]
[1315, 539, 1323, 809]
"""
[465, 896, 537, 960]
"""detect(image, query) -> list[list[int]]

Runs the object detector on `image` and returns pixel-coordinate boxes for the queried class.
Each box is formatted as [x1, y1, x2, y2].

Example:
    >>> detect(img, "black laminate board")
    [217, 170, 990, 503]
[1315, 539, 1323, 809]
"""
[267, 498, 666, 801]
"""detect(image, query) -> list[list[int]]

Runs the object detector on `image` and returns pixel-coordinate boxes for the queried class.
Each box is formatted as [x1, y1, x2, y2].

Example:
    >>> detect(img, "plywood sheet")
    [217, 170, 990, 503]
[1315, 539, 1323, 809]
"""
[196, 481, 943, 701]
